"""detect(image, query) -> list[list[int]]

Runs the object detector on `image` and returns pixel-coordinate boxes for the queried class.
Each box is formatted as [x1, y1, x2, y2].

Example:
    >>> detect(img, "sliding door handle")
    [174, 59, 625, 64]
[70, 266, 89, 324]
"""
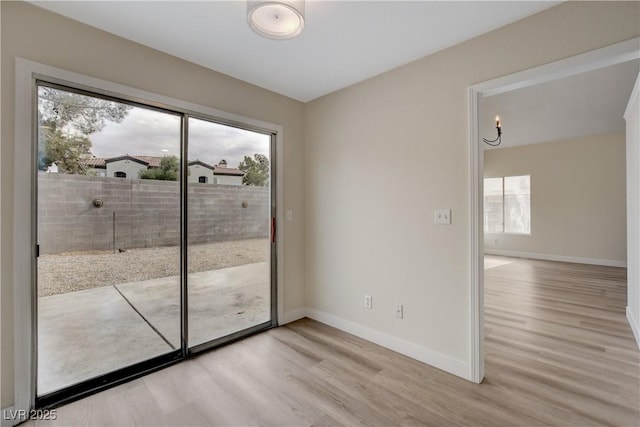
[271, 217, 276, 244]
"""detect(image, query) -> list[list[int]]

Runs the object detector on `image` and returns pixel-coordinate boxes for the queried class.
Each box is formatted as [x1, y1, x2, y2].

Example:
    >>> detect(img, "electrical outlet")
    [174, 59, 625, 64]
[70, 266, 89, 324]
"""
[364, 295, 372, 309]
[395, 303, 403, 319]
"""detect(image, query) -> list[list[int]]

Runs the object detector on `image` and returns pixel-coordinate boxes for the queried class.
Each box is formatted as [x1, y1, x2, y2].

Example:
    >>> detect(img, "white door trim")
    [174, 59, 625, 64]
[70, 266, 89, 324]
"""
[468, 37, 640, 384]
[14, 58, 285, 414]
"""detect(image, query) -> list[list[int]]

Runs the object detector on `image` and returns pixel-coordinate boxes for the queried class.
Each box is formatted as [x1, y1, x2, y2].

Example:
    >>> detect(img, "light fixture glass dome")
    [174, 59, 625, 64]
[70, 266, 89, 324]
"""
[247, 1, 305, 40]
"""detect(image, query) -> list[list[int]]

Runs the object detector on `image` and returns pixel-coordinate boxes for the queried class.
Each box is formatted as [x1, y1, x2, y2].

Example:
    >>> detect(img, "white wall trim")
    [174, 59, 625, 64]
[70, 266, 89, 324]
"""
[0, 1, 3, 412]
[468, 37, 640, 387]
[260, 307, 474, 380]
[14, 58, 286, 409]
[304, 308, 471, 381]
[279, 308, 307, 325]
[624, 70, 640, 121]
[280, 308, 472, 380]
[627, 307, 640, 349]
[14, 58, 35, 417]
[484, 249, 627, 268]
[625, 71, 640, 351]
[467, 86, 484, 384]
[476, 38, 640, 98]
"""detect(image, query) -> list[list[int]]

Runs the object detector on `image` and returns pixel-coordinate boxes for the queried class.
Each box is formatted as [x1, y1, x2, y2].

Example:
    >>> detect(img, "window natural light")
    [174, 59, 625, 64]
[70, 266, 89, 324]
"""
[484, 175, 530, 234]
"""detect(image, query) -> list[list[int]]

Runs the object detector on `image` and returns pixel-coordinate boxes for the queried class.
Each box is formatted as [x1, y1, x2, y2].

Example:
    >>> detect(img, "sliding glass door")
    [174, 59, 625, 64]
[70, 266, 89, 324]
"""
[36, 84, 182, 396]
[187, 117, 273, 348]
[35, 81, 276, 404]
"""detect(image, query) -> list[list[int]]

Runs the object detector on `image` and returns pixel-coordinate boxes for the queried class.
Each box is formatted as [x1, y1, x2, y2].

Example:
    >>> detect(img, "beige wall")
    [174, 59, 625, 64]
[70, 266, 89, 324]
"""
[1, 1, 305, 407]
[0, 0, 3, 411]
[484, 134, 627, 264]
[304, 1, 639, 369]
[187, 164, 215, 184]
[216, 174, 243, 186]
[3, 0, 640, 410]
[626, 74, 640, 346]
[106, 160, 147, 179]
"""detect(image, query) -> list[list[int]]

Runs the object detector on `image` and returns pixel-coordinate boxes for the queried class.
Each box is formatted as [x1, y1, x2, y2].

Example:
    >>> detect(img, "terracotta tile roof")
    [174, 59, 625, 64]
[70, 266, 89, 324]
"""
[83, 157, 106, 168]
[213, 165, 245, 176]
[131, 156, 162, 168]
[85, 156, 245, 176]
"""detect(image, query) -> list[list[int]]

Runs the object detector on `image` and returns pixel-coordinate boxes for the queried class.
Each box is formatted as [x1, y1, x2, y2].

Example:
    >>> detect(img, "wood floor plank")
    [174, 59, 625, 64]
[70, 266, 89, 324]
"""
[25, 256, 639, 426]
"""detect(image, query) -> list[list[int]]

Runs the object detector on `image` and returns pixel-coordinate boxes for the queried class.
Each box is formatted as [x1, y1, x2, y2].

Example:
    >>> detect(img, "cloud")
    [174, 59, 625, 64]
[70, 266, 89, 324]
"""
[189, 117, 270, 168]
[90, 107, 270, 168]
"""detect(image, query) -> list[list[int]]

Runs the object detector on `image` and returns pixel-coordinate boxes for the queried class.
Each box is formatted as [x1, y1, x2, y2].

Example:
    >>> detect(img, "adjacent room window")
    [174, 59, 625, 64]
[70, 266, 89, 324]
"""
[484, 175, 530, 234]
[198, 176, 208, 183]
[114, 171, 126, 178]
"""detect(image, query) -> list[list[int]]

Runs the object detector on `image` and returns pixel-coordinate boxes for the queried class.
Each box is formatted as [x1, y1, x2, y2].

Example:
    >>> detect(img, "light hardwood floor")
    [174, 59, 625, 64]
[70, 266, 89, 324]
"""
[26, 257, 639, 426]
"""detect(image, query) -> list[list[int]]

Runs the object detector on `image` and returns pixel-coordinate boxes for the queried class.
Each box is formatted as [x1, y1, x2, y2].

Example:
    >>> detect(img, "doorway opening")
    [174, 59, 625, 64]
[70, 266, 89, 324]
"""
[468, 37, 640, 382]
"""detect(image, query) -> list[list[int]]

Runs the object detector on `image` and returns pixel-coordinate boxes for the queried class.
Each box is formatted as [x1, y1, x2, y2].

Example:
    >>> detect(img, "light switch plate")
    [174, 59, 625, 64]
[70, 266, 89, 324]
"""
[434, 209, 451, 225]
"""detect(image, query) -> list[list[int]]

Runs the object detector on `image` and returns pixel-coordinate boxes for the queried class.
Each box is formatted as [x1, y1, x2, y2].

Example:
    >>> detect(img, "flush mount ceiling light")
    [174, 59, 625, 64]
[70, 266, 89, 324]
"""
[247, 0, 305, 40]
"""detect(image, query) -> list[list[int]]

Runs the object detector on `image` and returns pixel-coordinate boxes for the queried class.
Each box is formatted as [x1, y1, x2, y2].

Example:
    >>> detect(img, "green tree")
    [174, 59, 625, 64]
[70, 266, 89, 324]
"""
[42, 128, 92, 174]
[38, 86, 131, 173]
[238, 154, 269, 186]
[139, 155, 179, 181]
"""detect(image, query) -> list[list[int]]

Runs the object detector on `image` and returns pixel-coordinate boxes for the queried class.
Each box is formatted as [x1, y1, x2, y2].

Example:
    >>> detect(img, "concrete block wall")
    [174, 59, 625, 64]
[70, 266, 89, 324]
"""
[37, 173, 269, 254]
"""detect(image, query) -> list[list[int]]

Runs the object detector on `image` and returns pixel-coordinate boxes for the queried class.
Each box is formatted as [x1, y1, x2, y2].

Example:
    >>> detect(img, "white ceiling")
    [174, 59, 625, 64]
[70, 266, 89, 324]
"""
[30, 1, 558, 102]
[481, 59, 640, 150]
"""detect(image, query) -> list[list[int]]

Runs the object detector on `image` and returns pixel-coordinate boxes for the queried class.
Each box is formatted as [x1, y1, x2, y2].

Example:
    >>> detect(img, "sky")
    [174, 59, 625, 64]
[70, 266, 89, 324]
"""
[88, 105, 270, 169]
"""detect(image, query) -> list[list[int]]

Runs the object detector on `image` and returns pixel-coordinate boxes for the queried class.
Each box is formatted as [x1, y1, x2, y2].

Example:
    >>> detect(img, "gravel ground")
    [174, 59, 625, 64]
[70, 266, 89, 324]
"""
[37, 239, 270, 297]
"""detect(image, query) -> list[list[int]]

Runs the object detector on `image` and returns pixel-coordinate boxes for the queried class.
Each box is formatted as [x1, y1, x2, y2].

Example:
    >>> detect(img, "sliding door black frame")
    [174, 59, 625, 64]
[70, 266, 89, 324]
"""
[32, 78, 278, 409]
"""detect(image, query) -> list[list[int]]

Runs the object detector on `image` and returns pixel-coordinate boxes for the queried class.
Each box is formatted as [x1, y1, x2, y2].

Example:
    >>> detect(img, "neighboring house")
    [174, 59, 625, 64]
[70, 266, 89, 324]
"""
[210, 159, 245, 185]
[82, 157, 106, 176]
[105, 155, 160, 178]
[188, 159, 245, 185]
[83, 155, 245, 184]
[81, 155, 152, 178]
[82, 155, 164, 178]
[7, 2, 640, 424]
[188, 160, 215, 183]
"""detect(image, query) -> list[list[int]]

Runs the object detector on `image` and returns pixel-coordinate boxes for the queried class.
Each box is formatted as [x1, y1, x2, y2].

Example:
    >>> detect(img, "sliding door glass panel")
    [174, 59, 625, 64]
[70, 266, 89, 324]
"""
[36, 85, 181, 395]
[187, 117, 272, 347]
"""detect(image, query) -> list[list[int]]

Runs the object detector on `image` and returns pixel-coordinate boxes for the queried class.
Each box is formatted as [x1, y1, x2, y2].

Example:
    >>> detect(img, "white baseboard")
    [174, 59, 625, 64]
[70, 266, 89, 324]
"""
[484, 249, 626, 268]
[274, 306, 473, 381]
[304, 308, 471, 381]
[279, 307, 307, 325]
[627, 306, 640, 349]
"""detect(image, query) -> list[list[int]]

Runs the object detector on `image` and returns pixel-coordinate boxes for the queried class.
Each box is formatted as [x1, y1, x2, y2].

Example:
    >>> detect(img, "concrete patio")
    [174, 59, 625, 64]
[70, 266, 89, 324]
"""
[37, 262, 270, 395]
